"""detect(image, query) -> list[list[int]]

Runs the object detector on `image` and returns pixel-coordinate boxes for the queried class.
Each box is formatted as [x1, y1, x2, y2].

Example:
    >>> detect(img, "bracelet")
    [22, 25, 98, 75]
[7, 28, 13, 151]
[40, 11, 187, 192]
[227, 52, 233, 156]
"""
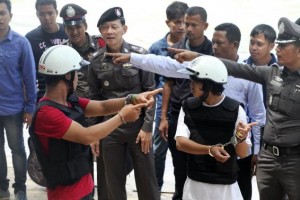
[235, 131, 247, 143]
[235, 135, 247, 144]
[208, 143, 223, 157]
[118, 111, 127, 124]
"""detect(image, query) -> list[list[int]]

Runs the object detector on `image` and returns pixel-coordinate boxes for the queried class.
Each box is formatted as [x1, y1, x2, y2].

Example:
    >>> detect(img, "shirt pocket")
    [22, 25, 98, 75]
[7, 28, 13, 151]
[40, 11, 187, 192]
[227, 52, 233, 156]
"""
[0, 50, 19, 74]
[120, 67, 140, 90]
[287, 86, 300, 118]
[268, 83, 282, 111]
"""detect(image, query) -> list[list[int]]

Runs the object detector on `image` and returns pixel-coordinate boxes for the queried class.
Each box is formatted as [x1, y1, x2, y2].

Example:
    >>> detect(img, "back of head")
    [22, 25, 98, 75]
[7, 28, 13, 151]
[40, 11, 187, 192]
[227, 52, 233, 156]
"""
[38, 45, 84, 76]
[215, 23, 241, 43]
[166, 1, 188, 20]
[250, 24, 276, 43]
[185, 6, 207, 22]
[35, 0, 57, 10]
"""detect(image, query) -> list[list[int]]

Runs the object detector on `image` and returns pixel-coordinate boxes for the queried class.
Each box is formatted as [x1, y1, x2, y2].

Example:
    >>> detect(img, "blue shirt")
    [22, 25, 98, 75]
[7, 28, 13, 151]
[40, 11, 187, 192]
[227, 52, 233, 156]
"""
[0, 28, 36, 115]
[148, 33, 170, 113]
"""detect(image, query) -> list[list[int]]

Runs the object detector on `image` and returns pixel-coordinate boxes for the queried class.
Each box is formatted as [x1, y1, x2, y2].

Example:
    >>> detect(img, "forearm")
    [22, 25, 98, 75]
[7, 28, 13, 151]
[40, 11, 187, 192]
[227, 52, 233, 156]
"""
[64, 113, 124, 145]
[85, 98, 125, 117]
[176, 136, 210, 155]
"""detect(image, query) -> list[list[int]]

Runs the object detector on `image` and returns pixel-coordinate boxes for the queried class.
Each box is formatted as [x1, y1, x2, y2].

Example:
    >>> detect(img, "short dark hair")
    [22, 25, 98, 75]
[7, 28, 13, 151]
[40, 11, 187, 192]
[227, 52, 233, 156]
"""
[215, 23, 241, 43]
[0, 0, 11, 13]
[35, 0, 57, 10]
[190, 75, 224, 95]
[166, 1, 188, 20]
[250, 24, 276, 43]
[185, 6, 207, 22]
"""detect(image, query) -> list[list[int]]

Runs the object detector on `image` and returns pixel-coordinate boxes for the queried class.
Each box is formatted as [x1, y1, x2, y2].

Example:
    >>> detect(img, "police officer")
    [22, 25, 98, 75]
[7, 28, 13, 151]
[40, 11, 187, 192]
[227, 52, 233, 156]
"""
[60, 3, 105, 98]
[88, 7, 160, 200]
[59, 4, 107, 199]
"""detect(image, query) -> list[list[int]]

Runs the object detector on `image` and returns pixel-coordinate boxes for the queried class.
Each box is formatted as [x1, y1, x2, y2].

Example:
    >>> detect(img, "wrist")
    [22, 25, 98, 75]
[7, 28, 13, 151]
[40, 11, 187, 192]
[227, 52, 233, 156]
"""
[208, 144, 223, 157]
[117, 111, 127, 124]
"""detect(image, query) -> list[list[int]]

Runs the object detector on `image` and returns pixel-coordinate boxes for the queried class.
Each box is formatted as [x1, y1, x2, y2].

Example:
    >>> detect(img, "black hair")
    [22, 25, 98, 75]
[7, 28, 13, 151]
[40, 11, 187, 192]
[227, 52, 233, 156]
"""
[185, 6, 207, 22]
[215, 23, 241, 43]
[0, 0, 11, 13]
[45, 75, 65, 87]
[250, 24, 276, 43]
[166, 1, 188, 20]
[190, 75, 224, 95]
[35, 0, 57, 10]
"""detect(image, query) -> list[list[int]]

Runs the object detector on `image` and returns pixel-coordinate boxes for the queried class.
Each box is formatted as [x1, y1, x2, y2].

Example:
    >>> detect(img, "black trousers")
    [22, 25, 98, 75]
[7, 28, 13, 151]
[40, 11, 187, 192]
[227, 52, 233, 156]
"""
[237, 154, 253, 200]
[168, 114, 187, 200]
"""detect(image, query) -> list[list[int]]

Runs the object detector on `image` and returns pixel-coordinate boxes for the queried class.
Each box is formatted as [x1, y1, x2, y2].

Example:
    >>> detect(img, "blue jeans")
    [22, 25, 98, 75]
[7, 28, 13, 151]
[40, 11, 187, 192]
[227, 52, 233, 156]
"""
[152, 105, 168, 190]
[0, 112, 27, 193]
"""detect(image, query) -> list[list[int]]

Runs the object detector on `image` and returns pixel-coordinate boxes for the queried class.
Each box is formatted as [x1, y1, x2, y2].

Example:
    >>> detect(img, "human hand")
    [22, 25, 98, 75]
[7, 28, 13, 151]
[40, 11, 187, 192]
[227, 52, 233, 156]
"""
[105, 52, 131, 64]
[119, 103, 147, 123]
[132, 88, 163, 109]
[159, 118, 169, 142]
[167, 47, 200, 63]
[251, 154, 258, 176]
[235, 121, 258, 141]
[136, 130, 152, 154]
[90, 140, 100, 157]
[23, 112, 33, 129]
[209, 145, 230, 163]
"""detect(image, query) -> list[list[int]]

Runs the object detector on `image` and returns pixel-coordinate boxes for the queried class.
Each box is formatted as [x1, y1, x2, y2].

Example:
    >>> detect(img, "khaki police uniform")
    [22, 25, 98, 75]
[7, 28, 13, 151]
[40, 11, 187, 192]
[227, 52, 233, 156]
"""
[89, 7, 159, 200]
[221, 17, 300, 200]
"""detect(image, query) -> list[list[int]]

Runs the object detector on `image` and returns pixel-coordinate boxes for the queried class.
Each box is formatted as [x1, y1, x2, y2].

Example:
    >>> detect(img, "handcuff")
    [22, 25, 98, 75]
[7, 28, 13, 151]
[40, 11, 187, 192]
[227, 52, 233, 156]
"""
[208, 132, 247, 157]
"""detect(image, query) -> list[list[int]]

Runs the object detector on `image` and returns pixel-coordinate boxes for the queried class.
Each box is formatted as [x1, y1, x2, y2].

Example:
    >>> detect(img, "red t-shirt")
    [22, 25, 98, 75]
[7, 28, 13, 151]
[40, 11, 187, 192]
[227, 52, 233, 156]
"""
[34, 97, 94, 200]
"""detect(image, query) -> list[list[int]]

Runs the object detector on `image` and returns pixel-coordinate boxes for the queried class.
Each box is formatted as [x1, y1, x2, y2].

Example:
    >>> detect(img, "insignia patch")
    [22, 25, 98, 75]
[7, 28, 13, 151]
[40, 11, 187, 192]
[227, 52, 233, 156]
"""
[66, 6, 76, 18]
[104, 80, 109, 87]
[115, 8, 121, 17]
[278, 22, 284, 34]
[123, 63, 132, 69]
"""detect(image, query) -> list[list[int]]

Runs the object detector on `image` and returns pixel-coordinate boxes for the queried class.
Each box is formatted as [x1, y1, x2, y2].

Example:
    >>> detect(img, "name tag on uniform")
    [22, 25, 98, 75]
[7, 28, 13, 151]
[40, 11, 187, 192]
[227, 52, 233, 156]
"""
[270, 76, 283, 87]
[122, 63, 132, 69]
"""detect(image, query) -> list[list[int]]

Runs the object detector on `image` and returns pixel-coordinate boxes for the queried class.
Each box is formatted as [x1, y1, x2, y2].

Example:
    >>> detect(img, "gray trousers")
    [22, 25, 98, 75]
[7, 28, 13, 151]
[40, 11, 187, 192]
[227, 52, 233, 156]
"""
[102, 125, 160, 200]
[256, 148, 300, 200]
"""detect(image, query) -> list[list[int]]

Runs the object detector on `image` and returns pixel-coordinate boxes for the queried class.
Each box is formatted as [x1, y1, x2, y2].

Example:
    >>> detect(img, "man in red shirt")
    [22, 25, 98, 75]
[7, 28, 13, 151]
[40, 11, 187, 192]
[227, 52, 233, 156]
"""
[30, 45, 161, 200]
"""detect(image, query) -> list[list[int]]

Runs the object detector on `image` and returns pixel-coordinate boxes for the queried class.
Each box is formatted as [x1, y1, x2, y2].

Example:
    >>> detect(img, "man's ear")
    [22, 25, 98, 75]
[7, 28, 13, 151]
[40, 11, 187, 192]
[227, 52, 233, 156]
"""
[65, 73, 71, 81]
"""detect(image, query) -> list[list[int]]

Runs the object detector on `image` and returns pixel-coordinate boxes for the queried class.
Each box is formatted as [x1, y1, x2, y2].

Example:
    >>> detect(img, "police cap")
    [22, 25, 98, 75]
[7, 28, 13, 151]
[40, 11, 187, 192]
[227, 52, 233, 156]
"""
[275, 17, 300, 44]
[60, 3, 87, 26]
[97, 7, 124, 27]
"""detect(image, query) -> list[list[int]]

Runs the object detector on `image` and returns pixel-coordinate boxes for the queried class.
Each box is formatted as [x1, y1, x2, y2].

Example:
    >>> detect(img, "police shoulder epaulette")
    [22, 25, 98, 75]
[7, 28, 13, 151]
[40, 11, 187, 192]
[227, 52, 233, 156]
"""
[90, 48, 106, 61]
[129, 44, 147, 54]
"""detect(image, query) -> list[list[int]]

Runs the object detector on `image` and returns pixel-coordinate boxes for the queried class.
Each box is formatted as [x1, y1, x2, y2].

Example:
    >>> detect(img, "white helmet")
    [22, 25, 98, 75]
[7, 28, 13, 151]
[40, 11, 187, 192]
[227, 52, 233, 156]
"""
[38, 45, 89, 75]
[177, 55, 228, 83]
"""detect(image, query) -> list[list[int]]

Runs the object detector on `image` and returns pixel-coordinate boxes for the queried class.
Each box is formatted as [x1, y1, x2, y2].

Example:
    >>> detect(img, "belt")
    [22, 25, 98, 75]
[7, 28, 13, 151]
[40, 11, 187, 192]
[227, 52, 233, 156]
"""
[264, 143, 300, 156]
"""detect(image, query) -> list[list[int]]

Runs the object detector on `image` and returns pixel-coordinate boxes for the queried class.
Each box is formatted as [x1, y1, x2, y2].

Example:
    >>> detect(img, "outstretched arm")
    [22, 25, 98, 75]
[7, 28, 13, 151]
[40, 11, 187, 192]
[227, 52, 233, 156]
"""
[106, 52, 189, 79]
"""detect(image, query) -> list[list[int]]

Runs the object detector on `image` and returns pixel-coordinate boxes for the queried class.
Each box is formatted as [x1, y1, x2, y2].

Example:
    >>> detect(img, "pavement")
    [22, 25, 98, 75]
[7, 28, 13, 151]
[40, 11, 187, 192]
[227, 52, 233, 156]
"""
[4, 128, 259, 200]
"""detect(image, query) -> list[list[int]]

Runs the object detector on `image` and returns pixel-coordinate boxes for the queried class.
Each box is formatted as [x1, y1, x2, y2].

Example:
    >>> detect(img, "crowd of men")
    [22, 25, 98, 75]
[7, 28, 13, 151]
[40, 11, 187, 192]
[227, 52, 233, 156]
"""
[1, 0, 300, 200]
